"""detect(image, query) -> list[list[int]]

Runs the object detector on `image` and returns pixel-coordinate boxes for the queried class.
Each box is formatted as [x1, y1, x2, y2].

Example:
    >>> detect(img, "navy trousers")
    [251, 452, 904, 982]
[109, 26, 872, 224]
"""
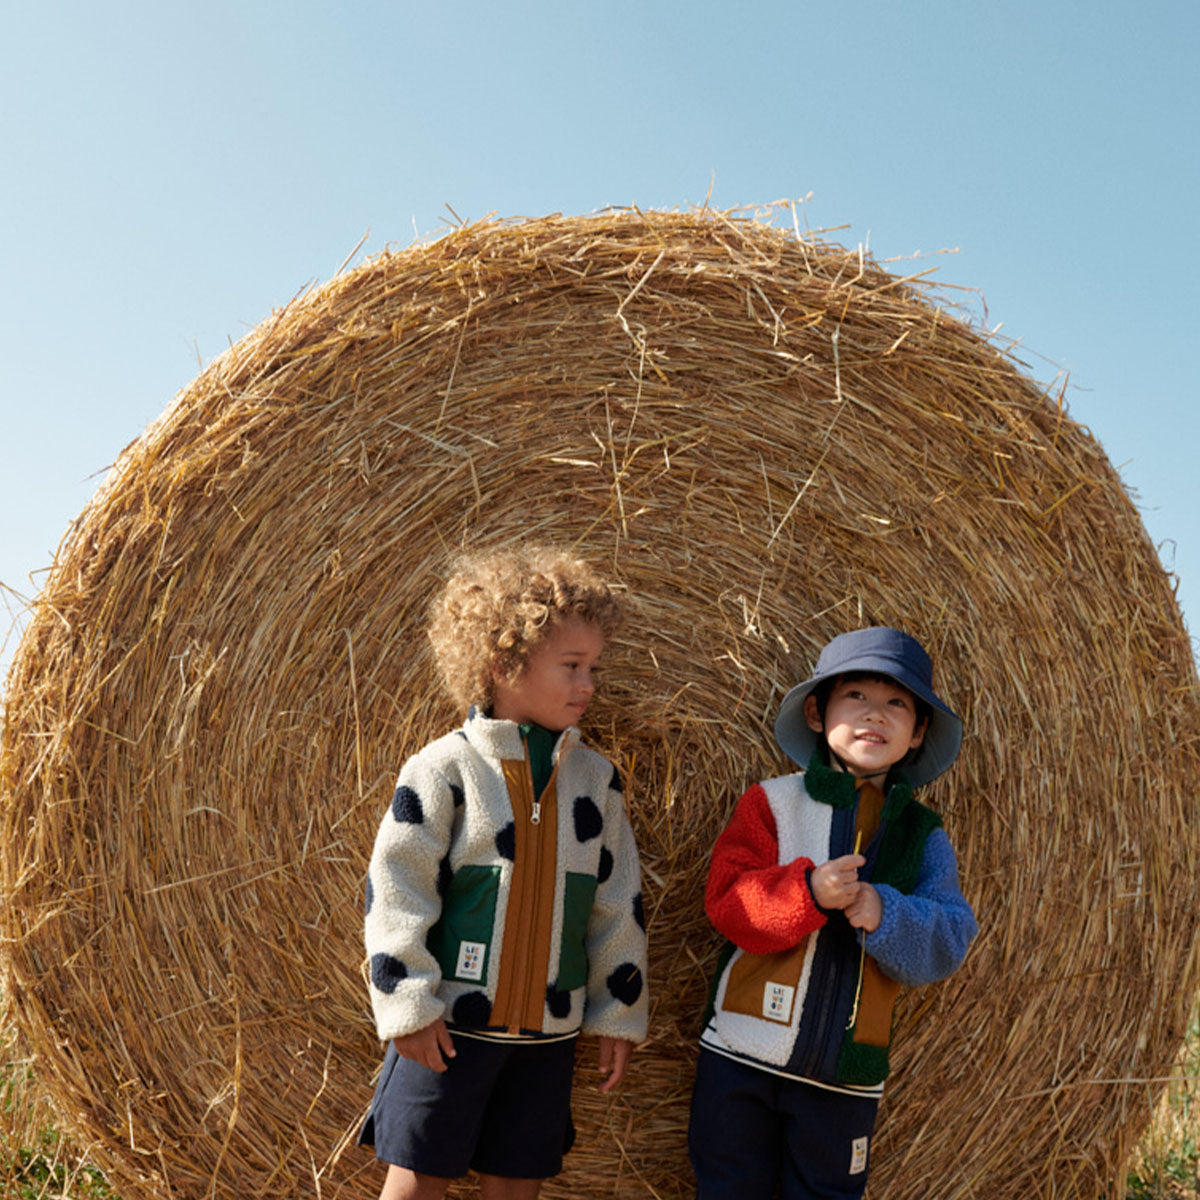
[688, 1048, 879, 1200]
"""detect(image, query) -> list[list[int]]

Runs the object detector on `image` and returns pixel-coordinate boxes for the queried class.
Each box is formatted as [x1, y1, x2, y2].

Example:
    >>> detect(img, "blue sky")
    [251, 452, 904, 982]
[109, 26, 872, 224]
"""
[2, 0, 1197, 679]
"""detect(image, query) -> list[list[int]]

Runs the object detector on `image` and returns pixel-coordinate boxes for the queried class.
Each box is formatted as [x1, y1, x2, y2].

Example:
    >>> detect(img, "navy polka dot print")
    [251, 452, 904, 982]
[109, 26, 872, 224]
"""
[452, 991, 493, 1028]
[606, 963, 644, 1007]
[370, 953, 408, 994]
[545, 983, 573, 1020]
[573, 795, 603, 842]
[597, 846, 614, 884]
[495, 822, 516, 861]
[391, 785, 423, 824]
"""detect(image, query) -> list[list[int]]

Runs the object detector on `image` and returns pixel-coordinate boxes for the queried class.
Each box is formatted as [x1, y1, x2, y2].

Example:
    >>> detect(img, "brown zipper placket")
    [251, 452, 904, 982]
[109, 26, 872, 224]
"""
[853, 778, 885, 849]
[848, 778, 900, 1046]
[491, 754, 560, 1032]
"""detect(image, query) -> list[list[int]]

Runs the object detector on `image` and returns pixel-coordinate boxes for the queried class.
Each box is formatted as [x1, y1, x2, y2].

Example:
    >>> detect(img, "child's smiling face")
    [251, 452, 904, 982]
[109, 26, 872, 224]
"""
[804, 674, 927, 780]
[491, 616, 605, 731]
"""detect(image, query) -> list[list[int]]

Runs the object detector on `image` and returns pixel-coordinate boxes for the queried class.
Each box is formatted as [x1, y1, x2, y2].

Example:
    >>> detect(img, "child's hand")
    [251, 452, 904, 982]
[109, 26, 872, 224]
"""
[810, 853, 866, 910]
[597, 1036, 634, 1094]
[392, 1018, 456, 1072]
[845, 882, 882, 933]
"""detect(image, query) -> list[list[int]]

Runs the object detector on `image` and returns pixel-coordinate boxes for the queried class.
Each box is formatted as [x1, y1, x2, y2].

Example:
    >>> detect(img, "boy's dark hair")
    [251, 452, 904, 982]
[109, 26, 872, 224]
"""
[810, 670, 933, 730]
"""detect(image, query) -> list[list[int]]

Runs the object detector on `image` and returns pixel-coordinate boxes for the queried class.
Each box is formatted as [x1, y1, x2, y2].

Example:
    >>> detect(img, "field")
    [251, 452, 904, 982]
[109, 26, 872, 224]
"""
[3, 991, 1197, 1200]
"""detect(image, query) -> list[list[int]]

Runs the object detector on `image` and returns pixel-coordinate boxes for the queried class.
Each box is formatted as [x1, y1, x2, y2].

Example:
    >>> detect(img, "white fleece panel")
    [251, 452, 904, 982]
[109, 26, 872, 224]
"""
[763, 774, 835, 864]
[706, 774, 833, 1066]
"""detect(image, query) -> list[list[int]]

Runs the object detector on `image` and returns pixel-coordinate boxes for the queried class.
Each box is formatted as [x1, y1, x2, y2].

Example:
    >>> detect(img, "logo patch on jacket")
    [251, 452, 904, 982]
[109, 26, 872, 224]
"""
[763, 981, 796, 1023]
[456, 941, 486, 981]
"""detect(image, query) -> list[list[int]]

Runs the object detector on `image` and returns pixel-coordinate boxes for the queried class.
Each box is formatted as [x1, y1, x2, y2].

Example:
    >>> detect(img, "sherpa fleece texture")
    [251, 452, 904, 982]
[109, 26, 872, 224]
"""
[701, 766, 976, 1088]
[364, 711, 649, 1045]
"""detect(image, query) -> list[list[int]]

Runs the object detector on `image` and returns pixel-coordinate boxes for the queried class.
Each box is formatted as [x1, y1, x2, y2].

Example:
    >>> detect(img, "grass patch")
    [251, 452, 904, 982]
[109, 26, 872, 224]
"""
[1, 998, 120, 1200]
[1, 1137, 119, 1200]
[1126, 1010, 1200, 1200]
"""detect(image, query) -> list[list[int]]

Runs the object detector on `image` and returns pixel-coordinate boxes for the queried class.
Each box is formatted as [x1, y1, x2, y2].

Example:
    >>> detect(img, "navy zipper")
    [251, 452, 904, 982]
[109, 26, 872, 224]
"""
[788, 805, 855, 1075]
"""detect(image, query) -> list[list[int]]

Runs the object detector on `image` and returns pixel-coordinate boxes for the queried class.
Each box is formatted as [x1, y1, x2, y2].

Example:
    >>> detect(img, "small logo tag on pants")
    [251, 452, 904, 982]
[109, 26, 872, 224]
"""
[849, 1135, 869, 1175]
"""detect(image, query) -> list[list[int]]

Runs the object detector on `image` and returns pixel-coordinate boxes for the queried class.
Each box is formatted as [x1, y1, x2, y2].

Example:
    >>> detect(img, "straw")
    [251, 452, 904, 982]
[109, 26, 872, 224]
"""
[1, 206, 1197, 1200]
[847, 829, 866, 1031]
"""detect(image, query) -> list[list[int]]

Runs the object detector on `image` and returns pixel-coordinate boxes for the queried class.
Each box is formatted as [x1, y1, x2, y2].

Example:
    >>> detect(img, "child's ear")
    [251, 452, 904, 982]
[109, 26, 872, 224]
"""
[910, 715, 929, 749]
[803, 693, 823, 732]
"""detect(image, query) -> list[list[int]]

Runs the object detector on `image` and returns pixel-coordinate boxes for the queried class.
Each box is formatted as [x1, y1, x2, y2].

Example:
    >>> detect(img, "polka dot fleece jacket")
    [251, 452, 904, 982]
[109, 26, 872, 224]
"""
[364, 711, 649, 1045]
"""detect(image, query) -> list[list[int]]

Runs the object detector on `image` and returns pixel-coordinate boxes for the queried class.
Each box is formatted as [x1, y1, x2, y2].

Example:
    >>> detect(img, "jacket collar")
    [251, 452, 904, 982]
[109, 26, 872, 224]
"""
[803, 749, 914, 815]
[462, 706, 580, 760]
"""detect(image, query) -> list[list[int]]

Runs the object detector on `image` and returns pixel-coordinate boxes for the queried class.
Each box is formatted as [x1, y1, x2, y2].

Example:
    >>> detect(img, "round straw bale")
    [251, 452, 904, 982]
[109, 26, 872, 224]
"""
[2, 209, 1198, 1200]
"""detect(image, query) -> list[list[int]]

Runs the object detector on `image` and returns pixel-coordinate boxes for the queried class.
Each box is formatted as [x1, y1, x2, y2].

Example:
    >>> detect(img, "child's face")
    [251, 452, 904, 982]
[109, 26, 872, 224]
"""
[804, 675, 927, 780]
[491, 616, 605, 731]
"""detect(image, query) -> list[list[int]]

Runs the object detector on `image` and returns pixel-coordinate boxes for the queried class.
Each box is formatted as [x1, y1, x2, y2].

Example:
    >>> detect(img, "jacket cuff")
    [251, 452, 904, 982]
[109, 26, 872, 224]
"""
[373, 985, 446, 1043]
[580, 1006, 649, 1043]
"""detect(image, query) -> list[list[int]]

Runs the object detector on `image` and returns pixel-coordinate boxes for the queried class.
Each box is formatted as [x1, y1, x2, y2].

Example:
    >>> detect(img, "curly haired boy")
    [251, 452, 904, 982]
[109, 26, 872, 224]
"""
[360, 544, 649, 1200]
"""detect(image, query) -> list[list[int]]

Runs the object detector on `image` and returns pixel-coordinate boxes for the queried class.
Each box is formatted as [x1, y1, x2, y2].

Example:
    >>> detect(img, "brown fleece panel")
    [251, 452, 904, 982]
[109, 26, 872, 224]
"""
[852, 779, 898, 1047]
[722, 938, 810, 1022]
[853, 957, 901, 1047]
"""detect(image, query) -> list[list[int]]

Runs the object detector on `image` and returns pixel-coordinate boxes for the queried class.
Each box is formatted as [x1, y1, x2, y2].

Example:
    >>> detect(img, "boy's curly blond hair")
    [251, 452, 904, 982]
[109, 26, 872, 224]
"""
[428, 544, 624, 713]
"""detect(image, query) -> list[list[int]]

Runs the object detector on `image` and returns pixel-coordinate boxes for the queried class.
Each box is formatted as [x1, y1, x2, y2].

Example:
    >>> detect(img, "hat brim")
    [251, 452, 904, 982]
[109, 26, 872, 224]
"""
[774, 657, 963, 788]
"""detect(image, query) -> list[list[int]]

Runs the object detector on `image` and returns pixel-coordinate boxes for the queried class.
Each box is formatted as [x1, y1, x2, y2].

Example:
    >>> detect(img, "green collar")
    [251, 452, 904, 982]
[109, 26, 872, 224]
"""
[520, 722, 558, 799]
[803, 750, 914, 815]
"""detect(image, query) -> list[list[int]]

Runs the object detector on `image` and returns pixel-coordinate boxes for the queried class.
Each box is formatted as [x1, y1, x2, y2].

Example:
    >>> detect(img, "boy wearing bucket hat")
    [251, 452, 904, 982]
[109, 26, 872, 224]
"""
[689, 626, 977, 1200]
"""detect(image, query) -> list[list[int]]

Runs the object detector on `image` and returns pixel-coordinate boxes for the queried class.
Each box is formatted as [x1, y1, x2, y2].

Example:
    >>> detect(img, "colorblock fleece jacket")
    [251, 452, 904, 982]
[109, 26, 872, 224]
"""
[700, 757, 976, 1091]
[364, 711, 649, 1046]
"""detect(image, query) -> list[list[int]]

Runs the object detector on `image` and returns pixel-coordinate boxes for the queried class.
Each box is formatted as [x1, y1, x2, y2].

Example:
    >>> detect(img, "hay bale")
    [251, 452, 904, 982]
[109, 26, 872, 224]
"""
[2, 208, 1198, 1200]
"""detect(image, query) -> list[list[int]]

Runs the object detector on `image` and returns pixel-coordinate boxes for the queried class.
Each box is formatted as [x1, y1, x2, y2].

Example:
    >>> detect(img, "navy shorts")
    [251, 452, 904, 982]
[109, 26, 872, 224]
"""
[689, 1048, 879, 1200]
[359, 1032, 577, 1180]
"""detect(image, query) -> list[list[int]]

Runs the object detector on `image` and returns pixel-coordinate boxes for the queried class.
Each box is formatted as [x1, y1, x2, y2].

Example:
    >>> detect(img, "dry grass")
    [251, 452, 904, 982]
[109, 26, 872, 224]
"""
[1, 992, 116, 1199]
[2, 207, 1198, 1200]
[1127, 1004, 1200, 1199]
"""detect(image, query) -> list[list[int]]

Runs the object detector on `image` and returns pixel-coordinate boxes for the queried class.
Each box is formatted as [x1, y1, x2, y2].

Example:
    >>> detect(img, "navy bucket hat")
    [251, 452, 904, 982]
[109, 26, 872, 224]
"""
[774, 626, 963, 787]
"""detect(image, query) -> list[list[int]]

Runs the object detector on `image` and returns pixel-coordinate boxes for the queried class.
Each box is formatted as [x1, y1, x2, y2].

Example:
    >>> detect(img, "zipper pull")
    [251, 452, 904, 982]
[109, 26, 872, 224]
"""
[531, 798, 541, 825]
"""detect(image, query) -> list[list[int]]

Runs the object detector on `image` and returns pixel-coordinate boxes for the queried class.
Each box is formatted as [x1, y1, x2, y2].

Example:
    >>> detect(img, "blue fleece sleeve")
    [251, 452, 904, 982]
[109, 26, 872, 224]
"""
[865, 828, 977, 988]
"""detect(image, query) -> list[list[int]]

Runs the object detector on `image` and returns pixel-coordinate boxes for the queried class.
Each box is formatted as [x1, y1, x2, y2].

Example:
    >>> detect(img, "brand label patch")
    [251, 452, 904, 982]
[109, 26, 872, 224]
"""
[849, 1135, 869, 1175]
[762, 981, 795, 1023]
[456, 940, 486, 981]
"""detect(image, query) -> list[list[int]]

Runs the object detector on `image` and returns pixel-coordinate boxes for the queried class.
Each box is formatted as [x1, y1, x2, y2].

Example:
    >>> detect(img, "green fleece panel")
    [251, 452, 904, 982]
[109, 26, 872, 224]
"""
[427, 865, 501, 981]
[558, 872, 599, 990]
[836, 1036, 891, 1086]
[874, 791, 942, 893]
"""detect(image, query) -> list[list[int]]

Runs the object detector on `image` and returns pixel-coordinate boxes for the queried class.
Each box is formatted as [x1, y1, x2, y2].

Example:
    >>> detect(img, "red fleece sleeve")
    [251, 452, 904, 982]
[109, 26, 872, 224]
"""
[705, 784, 827, 954]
